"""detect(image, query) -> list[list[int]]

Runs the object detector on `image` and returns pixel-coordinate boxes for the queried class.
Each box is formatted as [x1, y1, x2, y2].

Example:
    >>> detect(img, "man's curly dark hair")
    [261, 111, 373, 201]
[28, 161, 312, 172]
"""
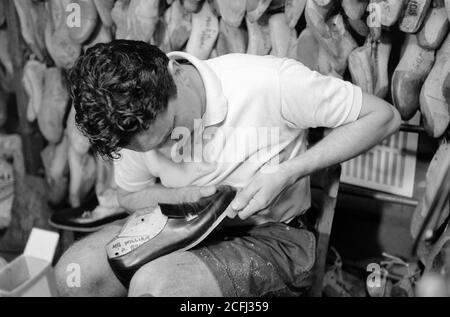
[68, 40, 176, 159]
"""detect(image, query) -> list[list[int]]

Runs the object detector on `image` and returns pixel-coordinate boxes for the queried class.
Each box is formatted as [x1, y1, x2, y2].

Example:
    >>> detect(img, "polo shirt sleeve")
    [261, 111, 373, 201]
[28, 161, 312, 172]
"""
[114, 149, 156, 192]
[279, 58, 363, 130]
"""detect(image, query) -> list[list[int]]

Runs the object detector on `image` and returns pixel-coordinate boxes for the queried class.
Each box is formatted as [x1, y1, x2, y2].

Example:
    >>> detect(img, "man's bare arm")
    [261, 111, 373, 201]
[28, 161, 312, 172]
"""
[281, 92, 401, 179]
[232, 93, 402, 218]
[117, 184, 217, 212]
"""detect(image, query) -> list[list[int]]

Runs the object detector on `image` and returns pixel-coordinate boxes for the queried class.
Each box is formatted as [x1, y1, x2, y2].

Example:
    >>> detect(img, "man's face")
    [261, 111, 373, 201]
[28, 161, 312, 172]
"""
[123, 60, 204, 153]
[124, 108, 176, 152]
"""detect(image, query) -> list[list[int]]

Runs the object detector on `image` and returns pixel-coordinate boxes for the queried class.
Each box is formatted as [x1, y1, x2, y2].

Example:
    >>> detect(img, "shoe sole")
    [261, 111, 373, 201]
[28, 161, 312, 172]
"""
[246, 15, 272, 56]
[373, 36, 392, 99]
[417, 5, 449, 50]
[392, 34, 435, 120]
[246, 0, 272, 23]
[285, 0, 307, 28]
[349, 43, 374, 94]
[215, 0, 246, 28]
[269, 13, 295, 58]
[186, 1, 219, 60]
[342, 0, 368, 20]
[420, 33, 450, 138]
[216, 19, 247, 55]
[48, 219, 108, 233]
[176, 204, 234, 253]
[400, 0, 433, 33]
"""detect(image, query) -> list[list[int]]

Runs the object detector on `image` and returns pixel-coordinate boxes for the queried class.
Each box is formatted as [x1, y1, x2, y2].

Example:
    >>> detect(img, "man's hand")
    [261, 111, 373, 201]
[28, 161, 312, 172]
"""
[231, 166, 296, 220]
[231, 93, 401, 220]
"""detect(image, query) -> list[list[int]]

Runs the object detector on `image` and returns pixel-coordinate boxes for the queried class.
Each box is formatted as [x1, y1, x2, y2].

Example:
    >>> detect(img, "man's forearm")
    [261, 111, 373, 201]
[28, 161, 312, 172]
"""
[118, 185, 181, 211]
[281, 95, 401, 182]
[118, 184, 217, 212]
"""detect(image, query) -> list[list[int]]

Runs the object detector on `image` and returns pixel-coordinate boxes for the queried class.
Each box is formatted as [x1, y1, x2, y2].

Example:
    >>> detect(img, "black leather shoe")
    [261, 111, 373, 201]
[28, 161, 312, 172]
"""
[49, 205, 128, 233]
[106, 185, 236, 285]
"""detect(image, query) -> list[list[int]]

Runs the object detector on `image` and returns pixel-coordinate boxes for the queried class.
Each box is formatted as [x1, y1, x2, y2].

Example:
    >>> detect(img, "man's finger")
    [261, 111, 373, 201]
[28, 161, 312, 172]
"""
[226, 207, 239, 219]
[238, 195, 267, 220]
[231, 184, 260, 211]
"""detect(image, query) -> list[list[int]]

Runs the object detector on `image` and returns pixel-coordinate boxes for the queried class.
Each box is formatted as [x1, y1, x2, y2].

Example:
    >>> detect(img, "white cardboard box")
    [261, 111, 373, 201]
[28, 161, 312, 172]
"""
[0, 228, 60, 297]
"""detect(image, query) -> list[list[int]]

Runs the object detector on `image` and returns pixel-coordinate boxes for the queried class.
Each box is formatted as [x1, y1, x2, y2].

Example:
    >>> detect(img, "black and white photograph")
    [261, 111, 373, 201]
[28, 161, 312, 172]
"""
[0, 0, 449, 301]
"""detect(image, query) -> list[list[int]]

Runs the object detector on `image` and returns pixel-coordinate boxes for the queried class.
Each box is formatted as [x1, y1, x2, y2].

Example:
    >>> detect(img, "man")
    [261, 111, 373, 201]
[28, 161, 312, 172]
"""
[55, 40, 400, 297]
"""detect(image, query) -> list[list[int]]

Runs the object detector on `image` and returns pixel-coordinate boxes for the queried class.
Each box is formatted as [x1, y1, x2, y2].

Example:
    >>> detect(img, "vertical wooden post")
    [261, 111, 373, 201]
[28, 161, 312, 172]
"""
[5, 0, 45, 175]
[310, 164, 342, 297]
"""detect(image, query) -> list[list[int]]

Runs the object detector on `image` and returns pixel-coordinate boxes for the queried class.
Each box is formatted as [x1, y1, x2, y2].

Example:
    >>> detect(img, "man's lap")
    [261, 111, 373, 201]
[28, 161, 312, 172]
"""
[58, 218, 316, 297]
[130, 221, 316, 297]
[189, 222, 316, 297]
[55, 220, 127, 296]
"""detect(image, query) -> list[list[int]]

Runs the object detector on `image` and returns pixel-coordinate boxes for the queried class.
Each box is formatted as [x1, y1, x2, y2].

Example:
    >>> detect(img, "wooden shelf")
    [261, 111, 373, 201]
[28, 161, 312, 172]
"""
[400, 123, 426, 134]
[339, 183, 419, 207]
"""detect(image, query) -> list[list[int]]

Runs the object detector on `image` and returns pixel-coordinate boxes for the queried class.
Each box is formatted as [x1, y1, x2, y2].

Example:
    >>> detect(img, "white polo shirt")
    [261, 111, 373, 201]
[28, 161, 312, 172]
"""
[114, 52, 362, 225]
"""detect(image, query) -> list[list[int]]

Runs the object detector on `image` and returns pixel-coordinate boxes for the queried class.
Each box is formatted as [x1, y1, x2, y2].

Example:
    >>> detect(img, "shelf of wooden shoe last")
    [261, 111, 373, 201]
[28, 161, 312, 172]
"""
[4, 0, 46, 175]
[338, 123, 430, 208]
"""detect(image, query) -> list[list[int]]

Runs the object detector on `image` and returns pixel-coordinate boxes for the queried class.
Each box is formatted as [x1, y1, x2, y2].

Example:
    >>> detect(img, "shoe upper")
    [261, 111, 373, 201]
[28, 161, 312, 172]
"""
[106, 185, 236, 285]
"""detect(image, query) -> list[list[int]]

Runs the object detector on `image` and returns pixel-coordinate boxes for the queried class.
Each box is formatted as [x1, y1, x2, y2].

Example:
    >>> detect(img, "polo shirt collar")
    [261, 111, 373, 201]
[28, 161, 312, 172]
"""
[167, 51, 228, 127]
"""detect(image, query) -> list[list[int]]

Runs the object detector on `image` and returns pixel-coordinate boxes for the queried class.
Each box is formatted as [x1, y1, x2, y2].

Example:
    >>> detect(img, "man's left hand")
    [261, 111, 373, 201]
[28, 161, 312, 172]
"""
[231, 166, 297, 220]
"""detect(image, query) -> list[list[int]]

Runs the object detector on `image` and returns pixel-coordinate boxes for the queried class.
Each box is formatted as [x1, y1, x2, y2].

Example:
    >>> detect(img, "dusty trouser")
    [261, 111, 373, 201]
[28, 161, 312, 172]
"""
[55, 218, 315, 297]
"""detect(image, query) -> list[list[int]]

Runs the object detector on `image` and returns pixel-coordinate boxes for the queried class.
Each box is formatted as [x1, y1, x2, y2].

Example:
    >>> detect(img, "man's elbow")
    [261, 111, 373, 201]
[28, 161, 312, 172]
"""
[361, 93, 401, 138]
[378, 104, 401, 137]
[386, 106, 402, 136]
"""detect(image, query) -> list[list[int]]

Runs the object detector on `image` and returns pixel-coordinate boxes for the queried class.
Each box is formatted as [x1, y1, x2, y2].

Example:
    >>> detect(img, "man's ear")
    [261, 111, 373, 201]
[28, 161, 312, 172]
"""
[168, 60, 189, 85]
